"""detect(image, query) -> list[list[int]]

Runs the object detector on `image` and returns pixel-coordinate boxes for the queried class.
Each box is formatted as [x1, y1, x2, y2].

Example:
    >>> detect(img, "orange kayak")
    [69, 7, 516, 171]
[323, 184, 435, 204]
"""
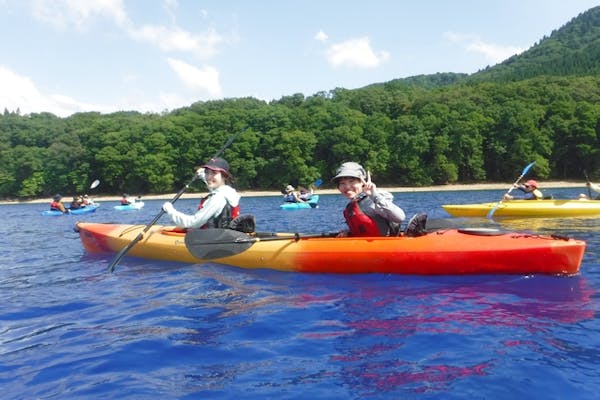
[75, 222, 585, 275]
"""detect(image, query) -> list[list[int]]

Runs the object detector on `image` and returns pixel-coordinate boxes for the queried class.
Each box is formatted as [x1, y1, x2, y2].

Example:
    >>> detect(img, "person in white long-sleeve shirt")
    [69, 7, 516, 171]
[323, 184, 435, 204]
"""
[162, 157, 240, 229]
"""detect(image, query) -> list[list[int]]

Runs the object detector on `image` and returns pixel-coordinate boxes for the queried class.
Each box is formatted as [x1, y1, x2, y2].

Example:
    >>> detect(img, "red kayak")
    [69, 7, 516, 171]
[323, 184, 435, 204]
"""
[76, 222, 585, 275]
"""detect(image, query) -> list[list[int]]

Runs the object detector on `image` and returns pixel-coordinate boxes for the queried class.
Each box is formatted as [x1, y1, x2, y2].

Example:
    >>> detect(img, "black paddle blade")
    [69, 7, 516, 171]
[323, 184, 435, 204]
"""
[185, 228, 254, 260]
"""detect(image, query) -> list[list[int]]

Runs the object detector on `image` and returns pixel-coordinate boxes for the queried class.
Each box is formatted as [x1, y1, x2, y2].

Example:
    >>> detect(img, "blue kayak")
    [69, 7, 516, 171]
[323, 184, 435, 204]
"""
[113, 201, 145, 211]
[41, 204, 100, 216]
[280, 195, 319, 210]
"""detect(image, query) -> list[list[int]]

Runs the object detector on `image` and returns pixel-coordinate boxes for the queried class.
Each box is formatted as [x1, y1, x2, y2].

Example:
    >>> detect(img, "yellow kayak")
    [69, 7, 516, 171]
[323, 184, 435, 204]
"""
[443, 199, 600, 218]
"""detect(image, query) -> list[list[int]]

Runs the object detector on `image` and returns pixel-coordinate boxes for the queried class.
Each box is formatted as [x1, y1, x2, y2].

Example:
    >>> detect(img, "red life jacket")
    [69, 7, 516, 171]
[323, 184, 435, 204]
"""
[50, 200, 62, 211]
[343, 194, 392, 237]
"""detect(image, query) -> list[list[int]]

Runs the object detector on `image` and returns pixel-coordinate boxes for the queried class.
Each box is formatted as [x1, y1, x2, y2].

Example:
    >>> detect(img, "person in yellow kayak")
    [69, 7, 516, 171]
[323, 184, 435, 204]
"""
[579, 182, 600, 200]
[332, 161, 405, 237]
[504, 179, 544, 200]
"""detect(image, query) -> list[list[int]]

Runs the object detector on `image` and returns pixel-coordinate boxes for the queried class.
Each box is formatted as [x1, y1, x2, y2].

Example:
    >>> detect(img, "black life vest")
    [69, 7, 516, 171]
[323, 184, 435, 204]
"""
[198, 194, 241, 229]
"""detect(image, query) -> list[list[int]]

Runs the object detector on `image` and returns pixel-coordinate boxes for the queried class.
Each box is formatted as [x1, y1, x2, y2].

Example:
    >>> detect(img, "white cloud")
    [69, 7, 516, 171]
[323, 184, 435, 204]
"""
[444, 31, 525, 63]
[0, 65, 88, 116]
[31, 0, 223, 58]
[167, 58, 221, 96]
[314, 30, 328, 42]
[31, 0, 129, 30]
[0, 64, 201, 117]
[326, 37, 390, 68]
[129, 25, 223, 58]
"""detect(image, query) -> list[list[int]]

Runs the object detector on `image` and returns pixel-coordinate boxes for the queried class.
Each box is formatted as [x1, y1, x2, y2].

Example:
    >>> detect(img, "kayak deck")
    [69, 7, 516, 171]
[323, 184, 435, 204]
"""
[114, 202, 145, 211]
[443, 199, 600, 218]
[42, 204, 100, 216]
[76, 222, 585, 275]
[280, 194, 319, 209]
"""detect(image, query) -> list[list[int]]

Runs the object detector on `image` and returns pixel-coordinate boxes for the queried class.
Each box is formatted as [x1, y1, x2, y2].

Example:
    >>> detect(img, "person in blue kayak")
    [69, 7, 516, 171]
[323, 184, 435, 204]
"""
[70, 195, 83, 210]
[298, 186, 313, 201]
[503, 179, 544, 200]
[50, 194, 69, 213]
[162, 157, 241, 229]
[283, 185, 305, 203]
[120, 193, 132, 205]
[332, 161, 405, 237]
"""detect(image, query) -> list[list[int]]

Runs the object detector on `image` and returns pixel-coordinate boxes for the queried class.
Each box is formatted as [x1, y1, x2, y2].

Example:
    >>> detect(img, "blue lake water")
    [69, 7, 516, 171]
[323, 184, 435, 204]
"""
[1, 187, 599, 399]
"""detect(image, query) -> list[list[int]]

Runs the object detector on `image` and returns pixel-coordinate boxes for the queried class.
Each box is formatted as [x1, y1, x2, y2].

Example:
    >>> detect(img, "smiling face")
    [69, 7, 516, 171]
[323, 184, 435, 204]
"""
[204, 168, 226, 190]
[336, 177, 364, 200]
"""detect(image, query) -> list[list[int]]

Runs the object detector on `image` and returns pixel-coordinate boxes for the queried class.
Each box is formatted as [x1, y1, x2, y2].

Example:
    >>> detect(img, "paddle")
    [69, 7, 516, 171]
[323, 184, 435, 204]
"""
[584, 170, 592, 198]
[88, 179, 100, 204]
[486, 161, 536, 220]
[306, 178, 322, 208]
[185, 228, 337, 260]
[107, 127, 246, 272]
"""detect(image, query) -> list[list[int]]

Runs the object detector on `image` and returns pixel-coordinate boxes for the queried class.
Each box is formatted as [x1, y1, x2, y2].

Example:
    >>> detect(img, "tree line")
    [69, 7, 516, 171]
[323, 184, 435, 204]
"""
[1, 75, 599, 200]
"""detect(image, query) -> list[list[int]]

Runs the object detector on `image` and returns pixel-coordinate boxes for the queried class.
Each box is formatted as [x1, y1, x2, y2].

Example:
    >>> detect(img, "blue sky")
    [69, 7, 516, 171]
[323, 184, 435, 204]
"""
[0, 0, 598, 117]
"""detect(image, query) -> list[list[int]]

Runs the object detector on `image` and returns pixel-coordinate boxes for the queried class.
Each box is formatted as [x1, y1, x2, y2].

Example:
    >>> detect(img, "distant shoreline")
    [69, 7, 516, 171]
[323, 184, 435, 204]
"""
[0, 181, 587, 205]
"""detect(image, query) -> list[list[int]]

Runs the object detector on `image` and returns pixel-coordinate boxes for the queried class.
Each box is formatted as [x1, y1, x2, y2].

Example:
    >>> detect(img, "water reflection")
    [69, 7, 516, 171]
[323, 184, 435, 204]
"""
[176, 267, 596, 395]
[496, 216, 600, 234]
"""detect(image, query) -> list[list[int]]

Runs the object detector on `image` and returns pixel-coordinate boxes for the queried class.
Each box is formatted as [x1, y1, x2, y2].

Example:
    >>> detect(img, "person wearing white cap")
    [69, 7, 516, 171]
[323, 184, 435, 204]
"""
[162, 157, 241, 229]
[332, 162, 406, 237]
[283, 184, 305, 203]
[503, 179, 544, 200]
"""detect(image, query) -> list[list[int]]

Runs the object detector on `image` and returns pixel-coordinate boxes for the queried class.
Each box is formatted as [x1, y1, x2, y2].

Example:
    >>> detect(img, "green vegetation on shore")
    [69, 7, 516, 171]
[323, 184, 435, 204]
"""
[1, 7, 599, 201]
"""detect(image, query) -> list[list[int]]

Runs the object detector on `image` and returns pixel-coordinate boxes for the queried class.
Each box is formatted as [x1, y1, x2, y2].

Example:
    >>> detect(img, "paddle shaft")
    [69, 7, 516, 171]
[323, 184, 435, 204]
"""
[486, 161, 536, 220]
[584, 170, 592, 198]
[108, 127, 247, 272]
[237, 232, 337, 244]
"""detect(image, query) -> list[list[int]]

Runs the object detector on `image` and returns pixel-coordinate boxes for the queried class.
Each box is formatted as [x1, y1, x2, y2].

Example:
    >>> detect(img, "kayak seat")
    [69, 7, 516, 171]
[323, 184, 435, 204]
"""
[230, 214, 256, 233]
[404, 213, 428, 237]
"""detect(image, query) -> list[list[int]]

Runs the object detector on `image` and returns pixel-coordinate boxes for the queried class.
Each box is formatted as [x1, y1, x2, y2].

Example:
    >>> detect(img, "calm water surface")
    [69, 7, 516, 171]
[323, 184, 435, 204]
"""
[1, 188, 599, 399]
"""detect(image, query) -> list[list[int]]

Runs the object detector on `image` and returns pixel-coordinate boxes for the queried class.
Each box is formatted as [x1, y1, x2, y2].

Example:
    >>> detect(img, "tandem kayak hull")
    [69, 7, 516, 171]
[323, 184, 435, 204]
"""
[42, 204, 100, 216]
[443, 200, 600, 218]
[75, 222, 585, 275]
[280, 195, 319, 209]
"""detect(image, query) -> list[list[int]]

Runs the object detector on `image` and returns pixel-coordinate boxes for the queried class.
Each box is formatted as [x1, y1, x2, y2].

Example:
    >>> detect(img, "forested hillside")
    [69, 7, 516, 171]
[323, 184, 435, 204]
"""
[470, 6, 600, 82]
[1, 7, 599, 200]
